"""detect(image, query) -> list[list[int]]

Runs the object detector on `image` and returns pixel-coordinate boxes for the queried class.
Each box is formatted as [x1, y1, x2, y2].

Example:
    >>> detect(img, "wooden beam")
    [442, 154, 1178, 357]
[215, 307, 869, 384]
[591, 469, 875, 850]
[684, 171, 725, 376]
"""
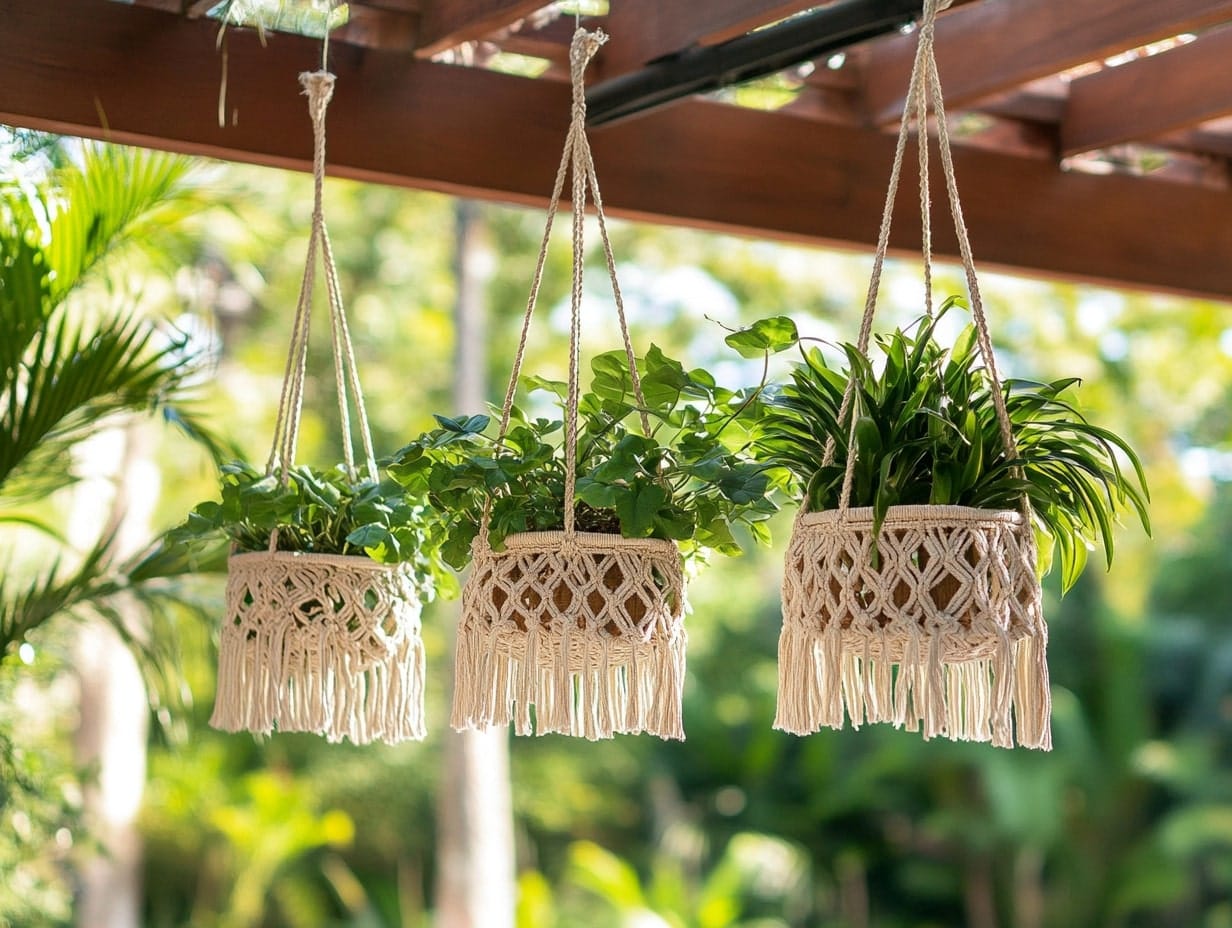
[1062, 27, 1232, 157]
[1166, 126, 1232, 159]
[598, 0, 820, 80]
[947, 114, 1057, 159]
[183, 0, 220, 17]
[1, 0, 1230, 300]
[784, 85, 862, 127]
[864, 0, 1232, 125]
[334, 5, 419, 52]
[130, 0, 189, 13]
[490, 15, 573, 73]
[976, 87, 1066, 125]
[414, 0, 547, 57]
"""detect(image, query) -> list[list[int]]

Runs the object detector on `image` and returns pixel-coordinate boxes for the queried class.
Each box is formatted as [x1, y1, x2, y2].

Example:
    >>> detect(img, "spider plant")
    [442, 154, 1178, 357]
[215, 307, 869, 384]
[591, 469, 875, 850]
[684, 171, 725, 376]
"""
[755, 296, 1150, 590]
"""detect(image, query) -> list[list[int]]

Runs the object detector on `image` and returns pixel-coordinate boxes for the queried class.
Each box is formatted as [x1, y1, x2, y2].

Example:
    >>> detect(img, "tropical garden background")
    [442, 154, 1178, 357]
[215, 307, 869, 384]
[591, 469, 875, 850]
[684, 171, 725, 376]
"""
[1, 129, 1230, 928]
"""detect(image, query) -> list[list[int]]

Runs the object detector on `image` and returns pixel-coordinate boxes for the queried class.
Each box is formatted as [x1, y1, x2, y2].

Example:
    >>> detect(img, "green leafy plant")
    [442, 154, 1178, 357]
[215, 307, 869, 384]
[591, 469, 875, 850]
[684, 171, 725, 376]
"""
[390, 337, 796, 570]
[169, 461, 453, 597]
[755, 297, 1150, 590]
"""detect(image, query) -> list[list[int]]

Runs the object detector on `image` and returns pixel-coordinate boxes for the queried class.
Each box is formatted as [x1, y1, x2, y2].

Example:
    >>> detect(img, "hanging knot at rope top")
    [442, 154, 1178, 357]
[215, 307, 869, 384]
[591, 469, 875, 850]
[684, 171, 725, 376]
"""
[569, 28, 608, 121]
[918, 0, 951, 38]
[300, 70, 336, 120]
[300, 71, 336, 223]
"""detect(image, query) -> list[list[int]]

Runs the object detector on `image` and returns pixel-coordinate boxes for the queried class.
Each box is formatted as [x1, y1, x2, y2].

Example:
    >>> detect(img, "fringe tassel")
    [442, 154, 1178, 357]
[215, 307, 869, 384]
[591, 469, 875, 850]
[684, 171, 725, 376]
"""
[772, 625, 1051, 749]
[450, 621, 687, 741]
[210, 627, 426, 744]
[212, 552, 427, 745]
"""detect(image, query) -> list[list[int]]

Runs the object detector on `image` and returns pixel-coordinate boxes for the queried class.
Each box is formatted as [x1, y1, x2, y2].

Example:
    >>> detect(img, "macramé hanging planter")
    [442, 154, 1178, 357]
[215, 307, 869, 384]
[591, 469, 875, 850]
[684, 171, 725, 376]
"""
[210, 71, 427, 745]
[773, 0, 1051, 750]
[450, 29, 687, 741]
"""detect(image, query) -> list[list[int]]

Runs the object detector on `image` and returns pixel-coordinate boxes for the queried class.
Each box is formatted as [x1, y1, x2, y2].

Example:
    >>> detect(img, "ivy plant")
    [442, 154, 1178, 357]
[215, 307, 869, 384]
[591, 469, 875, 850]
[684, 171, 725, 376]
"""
[389, 335, 796, 571]
[168, 461, 454, 597]
[754, 296, 1150, 590]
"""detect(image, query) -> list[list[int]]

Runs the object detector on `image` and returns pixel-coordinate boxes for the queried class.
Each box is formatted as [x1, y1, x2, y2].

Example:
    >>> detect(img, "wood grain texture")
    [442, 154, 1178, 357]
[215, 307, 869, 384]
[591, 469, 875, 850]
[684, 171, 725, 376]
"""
[863, 0, 1232, 125]
[414, 0, 547, 56]
[1063, 26, 1232, 156]
[2, 0, 1230, 299]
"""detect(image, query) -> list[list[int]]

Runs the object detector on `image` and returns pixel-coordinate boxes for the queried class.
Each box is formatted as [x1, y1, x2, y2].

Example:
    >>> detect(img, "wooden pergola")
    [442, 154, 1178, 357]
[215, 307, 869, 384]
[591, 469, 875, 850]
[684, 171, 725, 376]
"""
[4, 0, 1232, 300]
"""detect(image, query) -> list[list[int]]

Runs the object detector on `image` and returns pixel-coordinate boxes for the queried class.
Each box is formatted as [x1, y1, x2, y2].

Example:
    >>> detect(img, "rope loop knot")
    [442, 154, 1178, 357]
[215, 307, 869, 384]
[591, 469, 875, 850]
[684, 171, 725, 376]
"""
[569, 28, 607, 124]
[299, 70, 336, 124]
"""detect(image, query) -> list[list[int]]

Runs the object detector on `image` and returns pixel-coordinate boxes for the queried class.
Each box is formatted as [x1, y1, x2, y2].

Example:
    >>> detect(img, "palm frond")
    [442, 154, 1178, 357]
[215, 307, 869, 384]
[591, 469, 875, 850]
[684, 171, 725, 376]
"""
[0, 309, 230, 497]
[44, 144, 200, 305]
[0, 537, 112, 660]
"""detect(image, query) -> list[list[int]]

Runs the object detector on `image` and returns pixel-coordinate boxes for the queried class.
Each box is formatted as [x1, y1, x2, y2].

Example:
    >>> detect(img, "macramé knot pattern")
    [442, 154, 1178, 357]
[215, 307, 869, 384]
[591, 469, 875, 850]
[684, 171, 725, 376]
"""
[453, 531, 687, 741]
[775, 506, 1051, 749]
[212, 551, 427, 744]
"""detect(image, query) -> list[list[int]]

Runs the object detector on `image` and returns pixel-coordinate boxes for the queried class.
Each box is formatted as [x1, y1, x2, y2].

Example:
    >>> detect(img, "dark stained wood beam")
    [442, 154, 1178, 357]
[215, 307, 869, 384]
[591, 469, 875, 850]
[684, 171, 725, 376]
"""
[948, 114, 1057, 159]
[863, 0, 1232, 126]
[183, 0, 220, 17]
[784, 85, 863, 126]
[598, 0, 820, 79]
[976, 85, 1067, 125]
[1166, 124, 1232, 159]
[334, 5, 420, 52]
[2, 0, 1230, 300]
[131, 0, 189, 13]
[1062, 27, 1232, 157]
[414, 0, 547, 57]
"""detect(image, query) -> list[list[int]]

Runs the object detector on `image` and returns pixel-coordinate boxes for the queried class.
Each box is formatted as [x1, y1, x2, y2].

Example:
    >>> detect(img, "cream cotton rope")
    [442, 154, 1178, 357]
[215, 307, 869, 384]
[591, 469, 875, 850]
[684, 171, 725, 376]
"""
[774, 0, 1051, 750]
[451, 28, 687, 741]
[211, 70, 427, 746]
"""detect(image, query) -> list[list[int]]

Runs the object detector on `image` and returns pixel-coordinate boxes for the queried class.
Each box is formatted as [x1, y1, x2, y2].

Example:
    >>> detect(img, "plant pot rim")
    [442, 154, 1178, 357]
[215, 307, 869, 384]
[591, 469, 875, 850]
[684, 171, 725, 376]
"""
[228, 549, 396, 572]
[797, 504, 1025, 529]
[491, 530, 679, 554]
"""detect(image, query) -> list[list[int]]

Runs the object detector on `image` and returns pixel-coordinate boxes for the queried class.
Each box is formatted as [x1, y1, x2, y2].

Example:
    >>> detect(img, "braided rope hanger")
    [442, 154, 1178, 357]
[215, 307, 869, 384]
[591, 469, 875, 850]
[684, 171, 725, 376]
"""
[478, 27, 651, 548]
[772, 0, 1052, 750]
[214, 62, 428, 746]
[816, 0, 1021, 517]
[265, 68, 377, 543]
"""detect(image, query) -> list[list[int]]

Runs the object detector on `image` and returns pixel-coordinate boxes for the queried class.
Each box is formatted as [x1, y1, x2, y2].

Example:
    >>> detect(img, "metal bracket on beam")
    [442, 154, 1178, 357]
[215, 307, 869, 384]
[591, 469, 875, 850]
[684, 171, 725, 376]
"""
[586, 0, 924, 128]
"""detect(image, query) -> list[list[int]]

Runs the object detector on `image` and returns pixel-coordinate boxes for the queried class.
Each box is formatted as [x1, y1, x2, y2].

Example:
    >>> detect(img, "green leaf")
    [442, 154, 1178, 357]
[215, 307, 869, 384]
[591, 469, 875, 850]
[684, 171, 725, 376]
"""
[717, 466, 769, 505]
[724, 316, 799, 358]
[575, 476, 618, 510]
[345, 524, 390, 549]
[614, 483, 668, 538]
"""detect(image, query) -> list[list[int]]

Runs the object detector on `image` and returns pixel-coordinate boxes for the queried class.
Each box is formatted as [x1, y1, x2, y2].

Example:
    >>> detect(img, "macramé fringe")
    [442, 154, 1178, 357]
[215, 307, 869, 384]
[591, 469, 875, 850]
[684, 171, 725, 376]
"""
[774, 506, 1051, 750]
[211, 551, 427, 745]
[452, 531, 687, 740]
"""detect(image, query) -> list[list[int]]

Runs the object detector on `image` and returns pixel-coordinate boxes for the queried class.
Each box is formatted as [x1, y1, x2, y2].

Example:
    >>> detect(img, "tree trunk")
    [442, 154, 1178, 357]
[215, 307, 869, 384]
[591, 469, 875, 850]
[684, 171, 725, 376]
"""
[964, 850, 999, 928]
[1013, 846, 1045, 928]
[70, 425, 160, 928]
[434, 199, 516, 928]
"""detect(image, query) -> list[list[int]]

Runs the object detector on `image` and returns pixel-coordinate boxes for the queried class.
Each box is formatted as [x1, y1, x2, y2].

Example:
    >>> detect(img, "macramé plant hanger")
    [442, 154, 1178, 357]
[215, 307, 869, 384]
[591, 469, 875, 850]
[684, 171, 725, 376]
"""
[211, 69, 427, 745]
[774, 0, 1051, 750]
[451, 28, 687, 741]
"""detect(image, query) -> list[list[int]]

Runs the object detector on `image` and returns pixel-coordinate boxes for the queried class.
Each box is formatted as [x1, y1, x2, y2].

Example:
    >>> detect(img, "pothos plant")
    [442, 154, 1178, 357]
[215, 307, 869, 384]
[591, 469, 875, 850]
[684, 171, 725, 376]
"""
[389, 328, 799, 571]
[168, 461, 456, 597]
[754, 296, 1150, 590]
